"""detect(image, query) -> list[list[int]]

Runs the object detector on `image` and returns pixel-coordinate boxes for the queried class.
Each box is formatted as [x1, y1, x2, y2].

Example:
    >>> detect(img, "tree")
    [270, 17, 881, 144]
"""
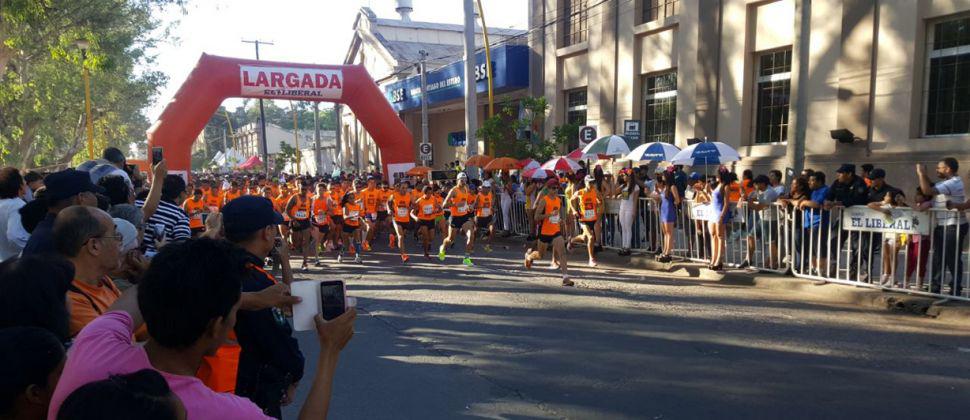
[476, 96, 570, 162]
[275, 142, 299, 174]
[0, 0, 181, 167]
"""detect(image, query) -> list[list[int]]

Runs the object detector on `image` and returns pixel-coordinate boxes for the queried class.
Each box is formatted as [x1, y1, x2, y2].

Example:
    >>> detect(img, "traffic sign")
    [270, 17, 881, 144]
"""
[579, 125, 597, 147]
[418, 142, 433, 161]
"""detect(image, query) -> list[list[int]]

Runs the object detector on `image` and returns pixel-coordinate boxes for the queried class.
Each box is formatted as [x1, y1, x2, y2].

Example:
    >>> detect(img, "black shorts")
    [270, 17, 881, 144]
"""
[343, 224, 360, 234]
[191, 226, 205, 235]
[377, 211, 388, 221]
[477, 216, 493, 229]
[580, 221, 596, 231]
[539, 233, 561, 244]
[450, 214, 471, 229]
[290, 219, 311, 232]
[316, 224, 330, 234]
[331, 215, 344, 226]
[394, 220, 414, 232]
[418, 219, 436, 231]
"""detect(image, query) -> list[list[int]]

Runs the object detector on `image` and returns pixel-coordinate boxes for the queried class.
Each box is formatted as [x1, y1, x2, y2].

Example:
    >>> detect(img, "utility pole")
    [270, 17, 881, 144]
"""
[313, 102, 321, 176]
[242, 39, 274, 175]
[418, 50, 430, 167]
[334, 104, 343, 173]
[291, 102, 301, 174]
[222, 128, 228, 154]
[462, 0, 479, 177]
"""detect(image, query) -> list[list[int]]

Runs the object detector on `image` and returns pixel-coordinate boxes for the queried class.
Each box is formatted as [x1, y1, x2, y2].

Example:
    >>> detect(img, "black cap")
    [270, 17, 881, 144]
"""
[753, 175, 770, 184]
[44, 169, 105, 202]
[870, 168, 886, 179]
[102, 147, 126, 166]
[222, 196, 284, 235]
[836, 163, 856, 174]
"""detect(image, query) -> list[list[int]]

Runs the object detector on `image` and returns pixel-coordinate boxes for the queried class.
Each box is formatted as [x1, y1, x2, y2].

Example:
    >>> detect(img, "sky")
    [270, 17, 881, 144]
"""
[144, 0, 529, 121]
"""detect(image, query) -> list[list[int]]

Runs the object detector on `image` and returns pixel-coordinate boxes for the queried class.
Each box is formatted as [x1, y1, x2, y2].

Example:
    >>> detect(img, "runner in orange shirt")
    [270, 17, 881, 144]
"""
[205, 182, 223, 212]
[388, 181, 415, 262]
[525, 179, 572, 286]
[285, 183, 313, 270]
[182, 188, 207, 236]
[309, 182, 331, 266]
[338, 190, 364, 264]
[413, 185, 440, 259]
[475, 181, 497, 252]
[438, 173, 477, 266]
[359, 177, 382, 251]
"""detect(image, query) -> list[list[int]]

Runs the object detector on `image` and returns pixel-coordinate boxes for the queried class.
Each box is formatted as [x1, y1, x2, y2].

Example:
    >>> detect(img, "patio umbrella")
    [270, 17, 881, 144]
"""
[237, 155, 263, 170]
[541, 157, 582, 172]
[517, 158, 540, 171]
[566, 147, 608, 161]
[522, 168, 556, 180]
[406, 166, 432, 176]
[483, 157, 519, 171]
[465, 154, 494, 167]
[669, 141, 741, 166]
[582, 135, 631, 157]
[624, 142, 681, 163]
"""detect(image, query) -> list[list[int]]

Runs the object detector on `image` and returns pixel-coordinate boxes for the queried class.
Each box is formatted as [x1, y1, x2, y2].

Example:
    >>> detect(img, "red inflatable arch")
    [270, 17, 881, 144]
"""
[147, 54, 414, 176]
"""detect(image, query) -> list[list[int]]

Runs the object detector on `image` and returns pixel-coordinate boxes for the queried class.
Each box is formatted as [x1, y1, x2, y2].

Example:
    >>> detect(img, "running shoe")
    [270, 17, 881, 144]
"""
[438, 246, 446, 261]
[401, 254, 409, 263]
[562, 276, 575, 287]
[337, 254, 343, 263]
[462, 256, 474, 267]
[588, 259, 598, 267]
[484, 244, 492, 253]
[354, 255, 362, 264]
[524, 249, 533, 269]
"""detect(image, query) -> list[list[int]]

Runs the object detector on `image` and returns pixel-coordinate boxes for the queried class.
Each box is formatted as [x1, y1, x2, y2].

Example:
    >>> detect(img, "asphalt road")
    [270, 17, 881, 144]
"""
[282, 238, 970, 420]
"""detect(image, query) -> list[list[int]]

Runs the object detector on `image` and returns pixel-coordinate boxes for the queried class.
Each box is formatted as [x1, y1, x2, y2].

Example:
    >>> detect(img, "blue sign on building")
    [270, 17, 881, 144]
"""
[384, 44, 529, 112]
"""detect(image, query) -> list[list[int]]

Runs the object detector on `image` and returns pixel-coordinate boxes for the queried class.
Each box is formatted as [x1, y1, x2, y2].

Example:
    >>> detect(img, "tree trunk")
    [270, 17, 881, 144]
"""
[56, 114, 85, 164]
[16, 123, 37, 169]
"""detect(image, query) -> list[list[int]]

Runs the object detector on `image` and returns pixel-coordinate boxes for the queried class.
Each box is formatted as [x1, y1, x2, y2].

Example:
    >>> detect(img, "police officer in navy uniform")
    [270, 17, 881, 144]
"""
[223, 196, 304, 418]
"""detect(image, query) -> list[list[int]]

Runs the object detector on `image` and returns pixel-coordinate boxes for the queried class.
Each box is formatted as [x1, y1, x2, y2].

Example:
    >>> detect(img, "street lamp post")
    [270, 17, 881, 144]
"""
[76, 39, 95, 160]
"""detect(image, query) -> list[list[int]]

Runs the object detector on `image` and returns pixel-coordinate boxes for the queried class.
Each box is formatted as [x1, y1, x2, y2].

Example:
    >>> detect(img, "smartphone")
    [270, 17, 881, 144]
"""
[152, 147, 163, 165]
[319, 280, 346, 321]
[201, 213, 209, 225]
[151, 223, 165, 239]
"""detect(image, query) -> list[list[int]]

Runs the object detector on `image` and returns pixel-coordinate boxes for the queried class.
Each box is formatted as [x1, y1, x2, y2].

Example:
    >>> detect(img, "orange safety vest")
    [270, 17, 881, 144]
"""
[183, 197, 206, 229]
[540, 195, 562, 236]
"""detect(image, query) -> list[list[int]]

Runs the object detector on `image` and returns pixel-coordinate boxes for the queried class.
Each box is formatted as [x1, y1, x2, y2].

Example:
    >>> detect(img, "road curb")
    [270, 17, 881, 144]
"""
[495, 238, 970, 324]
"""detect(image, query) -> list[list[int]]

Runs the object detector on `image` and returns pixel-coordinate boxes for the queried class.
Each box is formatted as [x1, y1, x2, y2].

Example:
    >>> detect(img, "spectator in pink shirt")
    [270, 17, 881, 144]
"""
[47, 238, 357, 420]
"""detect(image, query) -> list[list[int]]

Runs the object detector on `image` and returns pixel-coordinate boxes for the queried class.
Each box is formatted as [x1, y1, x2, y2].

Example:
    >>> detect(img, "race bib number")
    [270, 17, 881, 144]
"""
[480, 208, 491, 217]
[458, 204, 468, 213]
[316, 215, 328, 224]
[397, 208, 408, 217]
[295, 211, 308, 219]
[348, 211, 359, 218]
[423, 205, 434, 215]
[191, 214, 202, 221]
[370, 213, 378, 220]
[549, 214, 561, 224]
[584, 209, 595, 219]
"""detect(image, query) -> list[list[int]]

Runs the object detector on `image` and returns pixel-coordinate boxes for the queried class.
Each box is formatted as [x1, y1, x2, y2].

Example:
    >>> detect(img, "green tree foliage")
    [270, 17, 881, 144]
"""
[275, 141, 299, 173]
[0, 0, 181, 168]
[476, 96, 571, 162]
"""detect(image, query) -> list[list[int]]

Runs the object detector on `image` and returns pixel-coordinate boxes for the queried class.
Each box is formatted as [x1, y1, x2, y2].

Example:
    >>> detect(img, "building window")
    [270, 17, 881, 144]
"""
[642, 0, 678, 24]
[563, 0, 589, 47]
[566, 89, 588, 126]
[754, 49, 792, 144]
[925, 16, 970, 136]
[642, 72, 677, 144]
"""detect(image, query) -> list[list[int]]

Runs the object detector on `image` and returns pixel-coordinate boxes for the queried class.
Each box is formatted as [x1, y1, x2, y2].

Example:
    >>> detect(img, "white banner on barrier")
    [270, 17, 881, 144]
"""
[841, 206, 931, 235]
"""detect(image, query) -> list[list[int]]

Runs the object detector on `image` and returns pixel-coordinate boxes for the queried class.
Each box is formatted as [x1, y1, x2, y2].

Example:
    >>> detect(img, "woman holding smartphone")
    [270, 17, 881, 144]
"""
[339, 191, 364, 264]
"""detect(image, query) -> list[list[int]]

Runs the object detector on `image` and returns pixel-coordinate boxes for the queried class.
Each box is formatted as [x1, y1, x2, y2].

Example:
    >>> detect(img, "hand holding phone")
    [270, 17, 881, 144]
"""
[291, 280, 355, 331]
[152, 147, 164, 165]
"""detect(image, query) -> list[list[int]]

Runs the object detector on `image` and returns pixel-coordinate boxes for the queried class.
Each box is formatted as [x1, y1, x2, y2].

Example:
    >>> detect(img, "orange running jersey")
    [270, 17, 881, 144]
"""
[343, 203, 362, 227]
[183, 197, 205, 229]
[450, 187, 473, 217]
[416, 196, 438, 221]
[476, 192, 494, 218]
[540, 195, 562, 236]
[390, 192, 412, 223]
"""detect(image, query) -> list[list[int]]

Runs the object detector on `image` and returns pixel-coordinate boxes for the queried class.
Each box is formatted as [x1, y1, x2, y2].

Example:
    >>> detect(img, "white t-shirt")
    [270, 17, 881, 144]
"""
[754, 187, 780, 221]
[0, 198, 25, 261]
[619, 186, 640, 213]
[770, 184, 787, 198]
[933, 176, 966, 226]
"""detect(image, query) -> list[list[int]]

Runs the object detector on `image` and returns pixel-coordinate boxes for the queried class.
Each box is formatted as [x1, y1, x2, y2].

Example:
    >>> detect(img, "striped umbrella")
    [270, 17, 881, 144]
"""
[522, 168, 556, 180]
[566, 147, 608, 161]
[624, 142, 681, 163]
[541, 156, 582, 172]
[669, 141, 741, 166]
[517, 158, 540, 171]
[582, 135, 630, 157]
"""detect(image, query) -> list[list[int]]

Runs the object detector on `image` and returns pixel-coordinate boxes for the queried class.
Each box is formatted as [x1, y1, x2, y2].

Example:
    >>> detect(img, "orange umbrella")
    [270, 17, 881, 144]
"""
[465, 154, 494, 167]
[483, 157, 519, 171]
[405, 166, 432, 176]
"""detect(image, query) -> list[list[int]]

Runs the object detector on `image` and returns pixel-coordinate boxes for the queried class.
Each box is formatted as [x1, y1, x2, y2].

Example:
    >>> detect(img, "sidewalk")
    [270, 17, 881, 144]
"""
[494, 236, 970, 325]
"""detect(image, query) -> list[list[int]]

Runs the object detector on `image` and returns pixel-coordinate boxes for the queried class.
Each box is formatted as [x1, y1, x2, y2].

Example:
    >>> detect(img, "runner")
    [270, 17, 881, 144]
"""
[222, 180, 243, 208]
[274, 185, 292, 244]
[310, 182, 331, 266]
[338, 190, 363, 264]
[182, 188, 207, 237]
[433, 183, 448, 238]
[359, 177, 382, 252]
[525, 179, 572, 286]
[328, 182, 345, 253]
[204, 181, 222, 213]
[476, 180, 497, 253]
[413, 186, 439, 259]
[439, 173, 477, 266]
[285, 183, 313, 269]
[378, 180, 391, 247]
[388, 181, 414, 262]
[570, 175, 602, 267]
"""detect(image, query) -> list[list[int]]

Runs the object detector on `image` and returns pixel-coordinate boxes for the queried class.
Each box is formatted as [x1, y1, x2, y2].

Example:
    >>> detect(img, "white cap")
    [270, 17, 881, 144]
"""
[482, 180, 492, 187]
[457, 172, 468, 180]
[585, 175, 595, 183]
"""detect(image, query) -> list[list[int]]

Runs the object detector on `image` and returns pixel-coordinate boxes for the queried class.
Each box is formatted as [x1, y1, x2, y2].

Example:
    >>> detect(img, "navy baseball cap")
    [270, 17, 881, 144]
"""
[222, 196, 284, 235]
[836, 163, 856, 174]
[870, 168, 886, 179]
[45, 168, 105, 202]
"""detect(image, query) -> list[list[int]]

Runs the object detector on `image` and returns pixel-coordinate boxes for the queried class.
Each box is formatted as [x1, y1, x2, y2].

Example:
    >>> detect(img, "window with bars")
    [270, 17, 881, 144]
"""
[924, 17, 970, 136]
[642, 72, 677, 144]
[754, 49, 792, 144]
[563, 0, 589, 47]
[566, 89, 588, 126]
[642, 0, 678, 24]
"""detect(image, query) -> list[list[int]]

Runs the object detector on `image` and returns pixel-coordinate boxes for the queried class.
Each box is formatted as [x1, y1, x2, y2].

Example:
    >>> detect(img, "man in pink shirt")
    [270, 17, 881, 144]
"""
[48, 238, 357, 420]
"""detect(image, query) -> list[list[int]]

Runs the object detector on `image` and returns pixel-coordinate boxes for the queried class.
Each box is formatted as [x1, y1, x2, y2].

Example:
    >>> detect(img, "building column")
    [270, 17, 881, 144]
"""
[675, 0, 700, 147]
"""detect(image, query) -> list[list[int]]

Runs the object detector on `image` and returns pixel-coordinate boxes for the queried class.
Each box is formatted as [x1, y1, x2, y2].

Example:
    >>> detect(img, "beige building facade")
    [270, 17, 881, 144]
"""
[531, 0, 970, 191]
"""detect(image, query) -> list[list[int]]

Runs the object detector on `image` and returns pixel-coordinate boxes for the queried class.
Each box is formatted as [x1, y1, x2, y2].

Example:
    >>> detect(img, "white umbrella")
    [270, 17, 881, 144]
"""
[624, 142, 681, 162]
[541, 157, 582, 172]
[582, 135, 630, 157]
[669, 141, 741, 166]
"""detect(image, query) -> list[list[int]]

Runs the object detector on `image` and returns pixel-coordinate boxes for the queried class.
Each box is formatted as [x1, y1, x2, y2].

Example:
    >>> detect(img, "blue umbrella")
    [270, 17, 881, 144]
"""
[624, 142, 681, 162]
[669, 141, 741, 166]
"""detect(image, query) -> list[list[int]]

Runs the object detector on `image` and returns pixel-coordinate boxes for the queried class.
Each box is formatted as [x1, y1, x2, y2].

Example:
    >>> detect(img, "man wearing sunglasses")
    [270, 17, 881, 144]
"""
[53, 205, 125, 338]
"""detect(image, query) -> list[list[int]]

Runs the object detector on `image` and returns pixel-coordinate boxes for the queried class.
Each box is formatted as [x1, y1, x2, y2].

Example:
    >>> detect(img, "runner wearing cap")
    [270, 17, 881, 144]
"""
[570, 175, 602, 267]
[525, 179, 572, 286]
[359, 177, 382, 252]
[388, 181, 415, 262]
[413, 186, 440, 259]
[285, 183, 314, 270]
[439, 173, 477, 266]
[476, 180, 497, 253]
[338, 190, 364, 263]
